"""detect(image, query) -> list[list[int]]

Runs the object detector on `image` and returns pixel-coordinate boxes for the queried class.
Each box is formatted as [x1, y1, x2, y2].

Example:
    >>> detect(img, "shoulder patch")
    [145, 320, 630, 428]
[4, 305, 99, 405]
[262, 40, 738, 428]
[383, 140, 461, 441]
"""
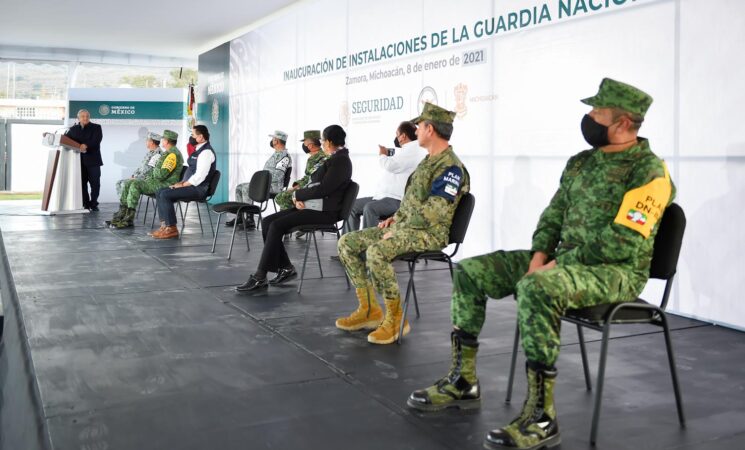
[430, 166, 463, 202]
[161, 153, 177, 173]
[276, 155, 291, 171]
[613, 162, 672, 238]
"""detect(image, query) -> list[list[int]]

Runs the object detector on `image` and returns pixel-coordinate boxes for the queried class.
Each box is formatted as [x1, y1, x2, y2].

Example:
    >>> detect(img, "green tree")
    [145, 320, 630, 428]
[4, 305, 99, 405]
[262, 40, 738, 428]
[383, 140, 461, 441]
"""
[168, 68, 197, 88]
[119, 74, 158, 88]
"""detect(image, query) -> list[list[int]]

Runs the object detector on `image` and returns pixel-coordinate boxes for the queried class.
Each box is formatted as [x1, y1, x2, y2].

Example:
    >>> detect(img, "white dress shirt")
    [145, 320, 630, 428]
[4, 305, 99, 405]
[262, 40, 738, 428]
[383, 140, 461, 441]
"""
[374, 140, 427, 200]
[187, 142, 216, 186]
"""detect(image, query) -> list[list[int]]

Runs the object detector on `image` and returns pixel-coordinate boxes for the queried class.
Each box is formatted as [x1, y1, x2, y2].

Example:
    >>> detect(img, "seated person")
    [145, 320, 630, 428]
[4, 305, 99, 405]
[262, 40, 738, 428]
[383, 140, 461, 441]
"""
[406, 79, 675, 450]
[236, 125, 352, 291]
[152, 125, 216, 239]
[342, 120, 425, 234]
[109, 130, 184, 228]
[335, 103, 470, 345]
[274, 129, 327, 211]
[227, 130, 292, 229]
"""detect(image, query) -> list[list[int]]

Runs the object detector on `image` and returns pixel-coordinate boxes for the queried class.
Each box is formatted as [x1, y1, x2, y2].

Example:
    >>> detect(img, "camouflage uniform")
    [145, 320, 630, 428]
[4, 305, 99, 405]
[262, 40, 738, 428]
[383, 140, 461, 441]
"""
[115, 148, 161, 196]
[236, 130, 292, 201]
[275, 150, 327, 210]
[119, 144, 183, 208]
[338, 103, 470, 301]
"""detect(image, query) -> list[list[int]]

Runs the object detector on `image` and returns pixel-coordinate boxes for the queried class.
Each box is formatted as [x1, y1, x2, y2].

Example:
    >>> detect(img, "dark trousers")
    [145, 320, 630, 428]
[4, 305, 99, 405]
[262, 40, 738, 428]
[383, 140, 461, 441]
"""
[81, 164, 101, 208]
[156, 185, 206, 226]
[257, 208, 338, 273]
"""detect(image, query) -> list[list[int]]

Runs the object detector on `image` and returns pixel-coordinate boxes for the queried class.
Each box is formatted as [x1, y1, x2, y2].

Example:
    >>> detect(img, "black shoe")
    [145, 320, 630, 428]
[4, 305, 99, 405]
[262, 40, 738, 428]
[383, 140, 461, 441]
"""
[329, 255, 340, 261]
[236, 275, 268, 292]
[244, 220, 256, 230]
[90, 206, 99, 212]
[295, 231, 307, 239]
[269, 267, 297, 285]
[225, 218, 236, 227]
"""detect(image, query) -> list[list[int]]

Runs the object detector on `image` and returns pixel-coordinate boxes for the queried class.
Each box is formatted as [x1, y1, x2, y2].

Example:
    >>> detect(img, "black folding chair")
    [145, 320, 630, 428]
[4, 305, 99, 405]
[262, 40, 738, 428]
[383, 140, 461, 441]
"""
[210, 170, 272, 260]
[179, 170, 221, 236]
[393, 192, 475, 344]
[138, 165, 188, 227]
[270, 168, 293, 212]
[504, 203, 687, 445]
[290, 181, 359, 294]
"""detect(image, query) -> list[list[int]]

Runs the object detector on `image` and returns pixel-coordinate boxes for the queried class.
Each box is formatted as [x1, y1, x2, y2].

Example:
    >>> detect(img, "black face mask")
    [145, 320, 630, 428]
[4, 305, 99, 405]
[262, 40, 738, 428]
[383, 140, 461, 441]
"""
[393, 137, 400, 148]
[302, 144, 310, 154]
[269, 139, 275, 149]
[188, 136, 197, 146]
[581, 114, 611, 148]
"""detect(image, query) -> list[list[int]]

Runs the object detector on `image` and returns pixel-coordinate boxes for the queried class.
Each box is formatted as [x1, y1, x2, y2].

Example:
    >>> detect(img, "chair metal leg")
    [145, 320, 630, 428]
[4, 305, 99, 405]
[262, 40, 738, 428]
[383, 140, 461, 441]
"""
[408, 261, 421, 318]
[150, 198, 159, 228]
[180, 202, 189, 235]
[336, 229, 351, 289]
[195, 202, 204, 234]
[505, 320, 520, 403]
[227, 212, 240, 260]
[397, 275, 413, 345]
[243, 211, 251, 252]
[142, 196, 149, 224]
[312, 231, 323, 278]
[211, 212, 222, 253]
[577, 325, 593, 391]
[590, 322, 613, 446]
[297, 234, 312, 294]
[660, 313, 686, 427]
[205, 202, 215, 237]
[136, 195, 143, 219]
[447, 258, 454, 279]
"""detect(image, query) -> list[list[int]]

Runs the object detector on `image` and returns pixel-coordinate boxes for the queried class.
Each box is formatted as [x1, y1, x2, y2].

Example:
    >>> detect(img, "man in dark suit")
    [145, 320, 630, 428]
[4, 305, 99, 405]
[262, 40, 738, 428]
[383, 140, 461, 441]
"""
[65, 109, 104, 211]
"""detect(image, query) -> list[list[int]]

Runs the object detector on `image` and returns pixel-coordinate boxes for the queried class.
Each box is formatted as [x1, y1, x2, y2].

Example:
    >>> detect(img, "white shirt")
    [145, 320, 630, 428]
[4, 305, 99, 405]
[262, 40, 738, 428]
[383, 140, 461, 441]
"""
[374, 140, 427, 200]
[187, 142, 216, 186]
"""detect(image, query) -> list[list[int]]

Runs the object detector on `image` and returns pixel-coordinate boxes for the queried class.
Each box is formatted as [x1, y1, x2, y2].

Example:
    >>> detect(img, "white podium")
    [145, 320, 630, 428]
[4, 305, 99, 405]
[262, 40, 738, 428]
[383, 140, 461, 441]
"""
[41, 132, 89, 214]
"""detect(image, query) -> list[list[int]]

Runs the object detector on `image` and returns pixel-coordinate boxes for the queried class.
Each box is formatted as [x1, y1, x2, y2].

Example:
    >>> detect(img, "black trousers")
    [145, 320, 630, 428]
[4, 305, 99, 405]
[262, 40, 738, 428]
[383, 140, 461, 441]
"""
[156, 185, 207, 226]
[257, 208, 338, 273]
[81, 164, 101, 208]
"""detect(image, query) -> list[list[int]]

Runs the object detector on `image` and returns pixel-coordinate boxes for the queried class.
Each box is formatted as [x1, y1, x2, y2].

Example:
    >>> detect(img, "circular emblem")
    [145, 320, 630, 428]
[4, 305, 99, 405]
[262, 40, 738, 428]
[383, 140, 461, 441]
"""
[338, 101, 350, 128]
[98, 104, 110, 116]
[417, 86, 438, 114]
[211, 98, 219, 125]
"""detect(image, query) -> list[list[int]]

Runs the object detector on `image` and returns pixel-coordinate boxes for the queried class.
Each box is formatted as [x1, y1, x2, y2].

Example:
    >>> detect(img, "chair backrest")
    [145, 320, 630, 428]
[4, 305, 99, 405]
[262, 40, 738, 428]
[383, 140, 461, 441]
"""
[649, 202, 686, 280]
[337, 181, 360, 224]
[205, 170, 221, 200]
[282, 166, 293, 189]
[179, 165, 188, 182]
[248, 170, 272, 203]
[448, 193, 476, 245]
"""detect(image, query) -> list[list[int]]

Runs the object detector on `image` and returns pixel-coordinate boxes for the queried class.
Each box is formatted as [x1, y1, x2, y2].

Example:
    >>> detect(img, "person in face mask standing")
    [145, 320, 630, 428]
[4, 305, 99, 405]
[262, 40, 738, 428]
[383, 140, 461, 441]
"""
[407, 79, 676, 450]
[227, 130, 292, 229]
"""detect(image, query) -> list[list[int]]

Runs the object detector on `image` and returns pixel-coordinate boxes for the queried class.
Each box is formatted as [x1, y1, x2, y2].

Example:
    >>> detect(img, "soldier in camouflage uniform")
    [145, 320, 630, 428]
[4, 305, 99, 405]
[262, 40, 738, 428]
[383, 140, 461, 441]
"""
[407, 79, 675, 450]
[107, 132, 162, 225]
[336, 103, 470, 345]
[227, 130, 292, 228]
[274, 130, 327, 211]
[110, 129, 184, 228]
[114, 132, 163, 197]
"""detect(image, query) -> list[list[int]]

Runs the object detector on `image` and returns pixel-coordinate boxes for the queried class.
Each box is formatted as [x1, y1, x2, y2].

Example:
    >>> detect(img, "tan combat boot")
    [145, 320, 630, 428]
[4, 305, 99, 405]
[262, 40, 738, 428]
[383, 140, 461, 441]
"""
[335, 285, 384, 331]
[367, 297, 410, 344]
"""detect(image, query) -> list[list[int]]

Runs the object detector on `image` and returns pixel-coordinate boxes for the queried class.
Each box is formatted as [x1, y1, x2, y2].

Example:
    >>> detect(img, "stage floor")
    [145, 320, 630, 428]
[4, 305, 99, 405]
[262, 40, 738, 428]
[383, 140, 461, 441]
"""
[1, 201, 744, 450]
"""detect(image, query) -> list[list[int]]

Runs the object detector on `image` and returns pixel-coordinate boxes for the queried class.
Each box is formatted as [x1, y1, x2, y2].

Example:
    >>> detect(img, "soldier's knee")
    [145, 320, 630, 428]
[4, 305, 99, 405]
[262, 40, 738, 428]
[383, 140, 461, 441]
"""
[365, 244, 385, 266]
[337, 233, 353, 254]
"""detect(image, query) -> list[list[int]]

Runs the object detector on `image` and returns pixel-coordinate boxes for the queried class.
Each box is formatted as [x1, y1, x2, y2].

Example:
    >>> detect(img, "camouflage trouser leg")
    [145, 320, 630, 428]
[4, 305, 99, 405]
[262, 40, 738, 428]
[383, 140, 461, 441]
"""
[274, 190, 294, 210]
[338, 227, 441, 299]
[451, 250, 532, 336]
[235, 182, 251, 203]
[119, 179, 137, 205]
[126, 179, 168, 209]
[516, 264, 645, 366]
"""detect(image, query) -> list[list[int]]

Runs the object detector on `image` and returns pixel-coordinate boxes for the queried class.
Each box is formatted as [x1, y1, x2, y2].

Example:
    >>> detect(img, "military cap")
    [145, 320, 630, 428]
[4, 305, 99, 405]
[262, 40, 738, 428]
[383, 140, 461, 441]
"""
[411, 102, 456, 125]
[581, 78, 653, 118]
[147, 131, 162, 141]
[268, 130, 289, 142]
[162, 129, 178, 140]
[300, 130, 321, 141]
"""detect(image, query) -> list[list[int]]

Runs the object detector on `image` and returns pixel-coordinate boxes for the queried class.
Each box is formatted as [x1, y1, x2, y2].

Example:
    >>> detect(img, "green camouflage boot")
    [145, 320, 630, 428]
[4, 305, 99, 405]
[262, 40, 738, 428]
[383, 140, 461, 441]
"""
[113, 208, 136, 229]
[407, 331, 480, 411]
[106, 203, 127, 226]
[484, 361, 560, 450]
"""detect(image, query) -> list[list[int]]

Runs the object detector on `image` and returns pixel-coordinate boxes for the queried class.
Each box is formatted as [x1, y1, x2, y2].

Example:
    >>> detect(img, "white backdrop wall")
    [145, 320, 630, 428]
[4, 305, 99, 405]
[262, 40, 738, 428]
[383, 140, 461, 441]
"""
[227, 0, 745, 330]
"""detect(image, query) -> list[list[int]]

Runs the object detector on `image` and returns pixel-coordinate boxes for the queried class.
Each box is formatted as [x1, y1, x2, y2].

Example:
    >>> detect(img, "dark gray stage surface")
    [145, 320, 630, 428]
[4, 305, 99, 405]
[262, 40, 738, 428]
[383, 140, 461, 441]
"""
[1, 202, 744, 450]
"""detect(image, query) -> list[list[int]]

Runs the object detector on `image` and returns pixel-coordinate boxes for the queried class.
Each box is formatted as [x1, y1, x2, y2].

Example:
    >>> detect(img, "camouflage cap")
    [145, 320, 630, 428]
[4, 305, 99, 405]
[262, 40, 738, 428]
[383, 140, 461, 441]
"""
[268, 130, 288, 142]
[581, 78, 653, 118]
[147, 131, 162, 141]
[411, 102, 456, 125]
[300, 130, 321, 141]
[162, 129, 178, 140]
